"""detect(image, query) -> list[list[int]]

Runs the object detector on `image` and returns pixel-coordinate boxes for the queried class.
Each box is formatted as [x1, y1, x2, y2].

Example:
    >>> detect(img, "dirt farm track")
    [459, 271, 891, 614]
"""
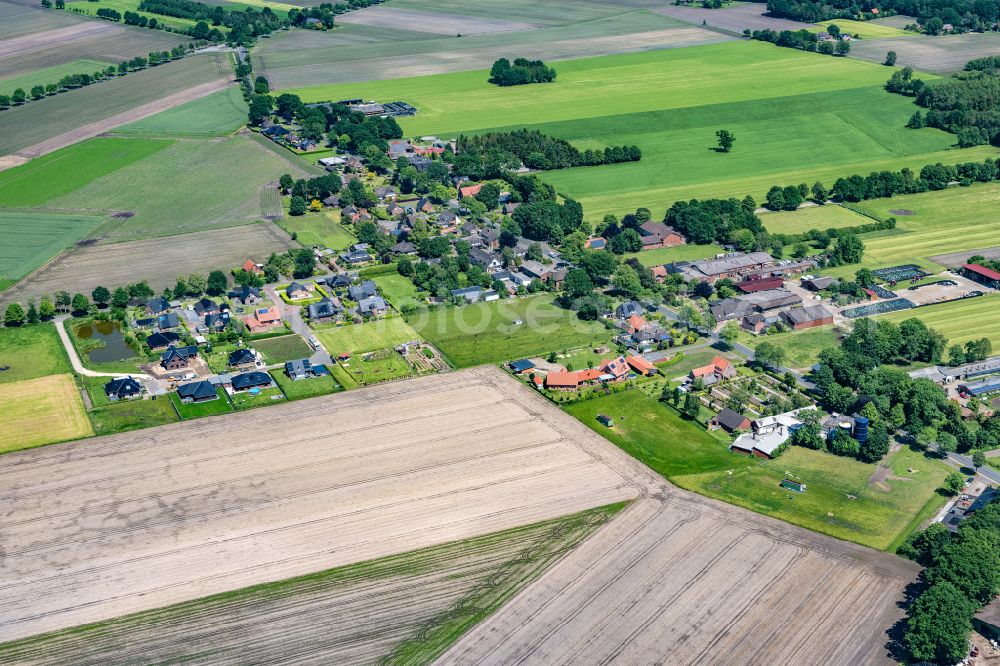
[0, 367, 918, 663]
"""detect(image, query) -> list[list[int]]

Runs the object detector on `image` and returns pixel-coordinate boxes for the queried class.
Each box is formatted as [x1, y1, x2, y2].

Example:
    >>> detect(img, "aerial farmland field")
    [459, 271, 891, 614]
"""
[283, 41, 998, 218]
[0, 53, 231, 159]
[848, 32, 1000, 73]
[881, 294, 1000, 347]
[815, 18, 911, 38]
[760, 203, 869, 235]
[0, 211, 104, 285]
[0, 222, 298, 306]
[0, 58, 112, 97]
[0, 373, 92, 453]
[109, 87, 249, 137]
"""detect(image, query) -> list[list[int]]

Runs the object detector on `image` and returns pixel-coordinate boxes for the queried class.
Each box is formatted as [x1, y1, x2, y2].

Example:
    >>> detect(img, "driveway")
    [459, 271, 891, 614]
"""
[54, 316, 150, 379]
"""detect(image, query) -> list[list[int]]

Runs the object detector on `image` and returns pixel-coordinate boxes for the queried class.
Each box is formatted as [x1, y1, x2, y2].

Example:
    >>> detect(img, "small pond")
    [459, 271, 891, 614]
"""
[75, 321, 135, 363]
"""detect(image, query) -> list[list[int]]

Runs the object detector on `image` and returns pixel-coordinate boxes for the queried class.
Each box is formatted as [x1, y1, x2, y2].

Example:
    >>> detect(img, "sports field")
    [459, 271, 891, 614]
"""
[825, 181, 1000, 276]
[0, 211, 105, 283]
[0, 324, 72, 383]
[815, 19, 910, 39]
[313, 317, 421, 356]
[881, 295, 1000, 347]
[0, 53, 230, 158]
[0, 58, 113, 97]
[407, 294, 613, 368]
[283, 41, 997, 218]
[110, 87, 248, 137]
[0, 374, 92, 453]
[760, 204, 869, 235]
[47, 135, 307, 240]
[255, 1, 728, 87]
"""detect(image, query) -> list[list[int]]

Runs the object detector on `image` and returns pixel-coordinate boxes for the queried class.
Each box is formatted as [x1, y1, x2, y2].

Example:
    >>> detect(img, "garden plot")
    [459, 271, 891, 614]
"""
[0, 223, 297, 307]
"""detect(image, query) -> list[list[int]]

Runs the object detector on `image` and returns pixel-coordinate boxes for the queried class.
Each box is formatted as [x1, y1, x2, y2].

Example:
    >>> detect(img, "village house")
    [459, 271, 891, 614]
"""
[730, 407, 815, 458]
[229, 285, 263, 306]
[156, 312, 180, 330]
[231, 371, 272, 392]
[638, 221, 685, 249]
[285, 282, 311, 300]
[741, 312, 781, 335]
[176, 380, 217, 402]
[458, 183, 483, 199]
[451, 286, 499, 304]
[228, 347, 259, 369]
[710, 407, 751, 433]
[545, 368, 603, 390]
[357, 295, 389, 317]
[284, 358, 328, 380]
[160, 345, 198, 370]
[241, 306, 282, 333]
[193, 298, 221, 317]
[780, 304, 834, 330]
[340, 248, 373, 265]
[146, 297, 171, 315]
[307, 296, 343, 321]
[242, 259, 263, 276]
[615, 301, 644, 319]
[690, 355, 736, 386]
[146, 331, 180, 350]
[103, 376, 142, 401]
[204, 311, 230, 331]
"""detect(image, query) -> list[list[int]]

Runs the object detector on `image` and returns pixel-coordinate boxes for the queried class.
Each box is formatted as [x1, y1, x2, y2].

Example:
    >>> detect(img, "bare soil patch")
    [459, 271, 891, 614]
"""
[932, 245, 1000, 267]
[653, 3, 815, 32]
[0, 222, 296, 307]
[889, 208, 915, 215]
[338, 6, 539, 35]
[0, 22, 117, 60]
[849, 33, 1000, 74]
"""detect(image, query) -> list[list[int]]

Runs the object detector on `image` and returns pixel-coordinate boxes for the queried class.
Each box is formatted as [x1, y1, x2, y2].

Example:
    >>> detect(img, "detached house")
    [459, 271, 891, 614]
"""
[176, 380, 217, 403]
[160, 345, 198, 370]
[146, 297, 171, 315]
[228, 347, 258, 369]
[193, 298, 221, 317]
[638, 221, 684, 249]
[104, 376, 142, 401]
[229, 285, 262, 306]
[285, 282, 311, 300]
[241, 307, 282, 333]
[307, 296, 343, 321]
[690, 355, 736, 386]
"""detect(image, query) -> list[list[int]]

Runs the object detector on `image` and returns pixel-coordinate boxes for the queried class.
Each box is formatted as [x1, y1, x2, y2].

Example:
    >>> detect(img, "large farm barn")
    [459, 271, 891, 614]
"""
[0, 366, 914, 663]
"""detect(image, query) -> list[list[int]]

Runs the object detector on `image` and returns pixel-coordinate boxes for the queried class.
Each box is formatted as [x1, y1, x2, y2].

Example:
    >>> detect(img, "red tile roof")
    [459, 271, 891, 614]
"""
[459, 183, 483, 198]
[626, 355, 655, 375]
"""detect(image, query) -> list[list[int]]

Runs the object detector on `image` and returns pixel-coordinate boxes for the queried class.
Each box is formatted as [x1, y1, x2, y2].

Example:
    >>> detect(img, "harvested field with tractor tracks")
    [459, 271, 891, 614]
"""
[0, 366, 918, 664]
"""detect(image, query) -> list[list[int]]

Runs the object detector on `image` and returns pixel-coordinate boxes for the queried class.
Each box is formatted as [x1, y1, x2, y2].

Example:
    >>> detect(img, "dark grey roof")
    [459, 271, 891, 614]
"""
[157, 313, 180, 328]
[193, 298, 219, 315]
[308, 297, 341, 319]
[229, 285, 261, 303]
[177, 380, 216, 401]
[715, 407, 748, 431]
[160, 345, 197, 363]
[146, 332, 180, 348]
[348, 280, 377, 301]
[228, 348, 257, 366]
[231, 371, 271, 390]
[104, 376, 141, 397]
[147, 297, 170, 313]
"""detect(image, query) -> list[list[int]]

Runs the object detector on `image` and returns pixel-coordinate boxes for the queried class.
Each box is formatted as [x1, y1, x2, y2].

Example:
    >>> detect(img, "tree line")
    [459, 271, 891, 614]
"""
[889, 60, 1000, 148]
[766, 0, 997, 33]
[0, 44, 194, 110]
[137, 0, 286, 43]
[455, 129, 641, 172]
[746, 28, 850, 56]
[488, 58, 556, 86]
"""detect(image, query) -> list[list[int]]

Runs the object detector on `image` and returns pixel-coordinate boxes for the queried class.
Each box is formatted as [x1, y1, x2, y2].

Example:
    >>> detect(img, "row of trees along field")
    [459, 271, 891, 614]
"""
[488, 58, 556, 86]
[766, 0, 997, 33]
[0, 45, 193, 109]
[746, 28, 851, 56]
[889, 58, 1000, 147]
[455, 130, 640, 172]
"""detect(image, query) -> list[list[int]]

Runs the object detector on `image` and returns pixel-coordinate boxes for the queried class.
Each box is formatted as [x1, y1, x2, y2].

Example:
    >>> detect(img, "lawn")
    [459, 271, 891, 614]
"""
[740, 326, 843, 369]
[656, 348, 728, 379]
[568, 389, 952, 550]
[759, 204, 869, 235]
[271, 369, 341, 400]
[0, 324, 72, 383]
[110, 87, 248, 137]
[342, 348, 412, 385]
[623, 243, 725, 267]
[0, 137, 172, 208]
[89, 397, 179, 436]
[313, 317, 421, 355]
[815, 19, 911, 38]
[170, 389, 233, 418]
[0, 374, 92, 453]
[279, 40, 998, 218]
[0, 211, 105, 283]
[276, 210, 356, 249]
[824, 181, 1000, 277]
[880, 294, 1000, 347]
[0, 54, 229, 157]
[230, 385, 286, 410]
[374, 273, 422, 308]
[47, 135, 308, 241]
[252, 334, 312, 364]
[0, 59, 114, 98]
[407, 294, 613, 368]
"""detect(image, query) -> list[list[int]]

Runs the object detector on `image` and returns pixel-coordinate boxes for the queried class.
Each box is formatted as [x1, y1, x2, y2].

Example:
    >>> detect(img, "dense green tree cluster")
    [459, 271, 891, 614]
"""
[510, 197, 585, 244]
[663, 197, 763, 245]
[138, 0, 282, 43]
[767, 0, 995, 33]
[456, 129, 640, 172]
[488, 58, 557, 86]
[810, 157, 1000, 203]
[747, 28, 851, 55]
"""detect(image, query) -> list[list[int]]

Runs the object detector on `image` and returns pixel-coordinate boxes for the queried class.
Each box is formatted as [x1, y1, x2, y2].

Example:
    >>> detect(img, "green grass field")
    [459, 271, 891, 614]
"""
[824, 181, 1000, 277]
[89, 397, 179, 436]
[282, 41, 999, 219]
[111, 87, 248, 137]
[0, 324, 72, 383]
[407, 294, 613, 368]
[0, 211, 105, 283]
[252, 334, 312, 364]
[231, 385, 286, 410]
[170, 388, 233, 418]
[373, 274, 421, 308]
[343, 349, 412, 385]
[47, 135, 306, 241]
[0, 137, 172, 208]
[271, 369, 340, 400]
[0, 59, 114, 98]
[760, 204, 869, 235]
[815, 19, 910, 38]
[568, 389, 951, 550]
[623, 242, 725, 267]
[277, 210, 356, 249]
[881, 295, 1000, 347]
[313, 317, 421, 356]
[740, 326, 842, 369]
[0, 54, 228, 157]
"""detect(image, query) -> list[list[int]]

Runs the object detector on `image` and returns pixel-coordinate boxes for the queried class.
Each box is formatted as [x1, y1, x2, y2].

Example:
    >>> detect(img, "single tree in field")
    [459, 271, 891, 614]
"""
[71, 293, 90, 314]
[4, 303, 25, 327]
[884, 50, 897, 66]
[972, 450, 987, 470]
[715, 129, 735, 152]
[91, 286, 110, 306]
